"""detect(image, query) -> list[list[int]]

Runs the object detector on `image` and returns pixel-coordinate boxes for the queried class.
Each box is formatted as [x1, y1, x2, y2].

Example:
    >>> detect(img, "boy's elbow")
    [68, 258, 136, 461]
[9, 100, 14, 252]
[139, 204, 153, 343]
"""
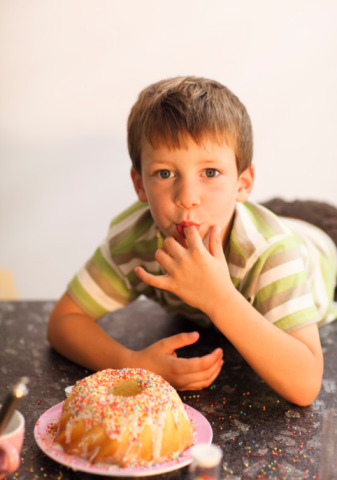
[285, 374, 323, 407]
[46, 292, 78, 346]
[46, 305, 67, 348]
[289, 389, 320, 407]
[46, 314, 58, 347]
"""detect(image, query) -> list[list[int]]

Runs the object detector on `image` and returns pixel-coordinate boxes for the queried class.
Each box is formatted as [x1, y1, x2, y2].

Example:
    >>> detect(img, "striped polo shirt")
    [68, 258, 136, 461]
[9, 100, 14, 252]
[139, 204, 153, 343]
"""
[68, 201, 337, 332]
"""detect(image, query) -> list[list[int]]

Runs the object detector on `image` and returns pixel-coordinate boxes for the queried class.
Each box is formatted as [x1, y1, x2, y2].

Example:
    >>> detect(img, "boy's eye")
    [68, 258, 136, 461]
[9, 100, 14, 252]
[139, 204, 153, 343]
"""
[204, 168, 219, 178]
[156, 169, 173, 179]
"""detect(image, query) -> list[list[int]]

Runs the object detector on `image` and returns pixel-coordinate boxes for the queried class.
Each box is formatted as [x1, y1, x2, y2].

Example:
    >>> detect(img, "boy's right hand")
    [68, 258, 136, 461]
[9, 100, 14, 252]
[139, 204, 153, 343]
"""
[130, 331, 223, 391]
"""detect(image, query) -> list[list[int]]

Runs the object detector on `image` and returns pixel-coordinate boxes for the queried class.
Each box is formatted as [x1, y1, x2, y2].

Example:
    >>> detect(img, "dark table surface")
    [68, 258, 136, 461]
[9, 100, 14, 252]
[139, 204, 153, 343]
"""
[0, 299, 336, 480]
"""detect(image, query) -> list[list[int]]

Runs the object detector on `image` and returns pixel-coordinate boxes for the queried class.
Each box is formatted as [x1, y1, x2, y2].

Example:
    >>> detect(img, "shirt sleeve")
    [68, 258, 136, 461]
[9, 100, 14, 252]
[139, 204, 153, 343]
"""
[67, 202, 156, 318]
[242, 236, 321, 333]
[67, 246, 139, 319]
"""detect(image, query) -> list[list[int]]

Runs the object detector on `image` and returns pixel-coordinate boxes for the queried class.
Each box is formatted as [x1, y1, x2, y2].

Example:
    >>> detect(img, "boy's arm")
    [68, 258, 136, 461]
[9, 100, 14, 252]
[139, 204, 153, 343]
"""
[208, 289, 323, 406]
[47, 292, 133, 371]
[47, 292, 223, 390]
[135, 225, 324, 406]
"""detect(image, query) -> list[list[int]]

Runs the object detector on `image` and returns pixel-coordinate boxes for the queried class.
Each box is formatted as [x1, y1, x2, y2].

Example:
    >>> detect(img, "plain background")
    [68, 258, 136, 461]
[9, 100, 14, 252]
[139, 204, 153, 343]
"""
[1, 0, 337, 299]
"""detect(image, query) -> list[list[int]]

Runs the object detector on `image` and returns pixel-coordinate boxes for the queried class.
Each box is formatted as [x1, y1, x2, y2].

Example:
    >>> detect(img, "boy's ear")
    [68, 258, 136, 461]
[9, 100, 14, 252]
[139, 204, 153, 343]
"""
[131, 167, 148, 202]
[236, 165, 255, 203]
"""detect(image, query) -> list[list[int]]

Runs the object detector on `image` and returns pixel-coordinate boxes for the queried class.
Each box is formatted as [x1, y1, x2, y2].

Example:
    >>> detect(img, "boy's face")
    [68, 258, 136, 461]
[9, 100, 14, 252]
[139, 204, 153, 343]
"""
[131, 135, 254, 247]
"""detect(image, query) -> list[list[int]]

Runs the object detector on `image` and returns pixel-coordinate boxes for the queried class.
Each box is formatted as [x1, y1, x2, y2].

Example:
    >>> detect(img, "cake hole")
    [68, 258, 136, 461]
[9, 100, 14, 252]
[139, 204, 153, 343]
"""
[111, 379, 143, 396]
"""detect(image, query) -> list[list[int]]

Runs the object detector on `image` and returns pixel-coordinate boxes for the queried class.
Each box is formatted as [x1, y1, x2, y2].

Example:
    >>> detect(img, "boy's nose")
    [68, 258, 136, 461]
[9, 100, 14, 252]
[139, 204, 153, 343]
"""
[174, 179, 200, 208]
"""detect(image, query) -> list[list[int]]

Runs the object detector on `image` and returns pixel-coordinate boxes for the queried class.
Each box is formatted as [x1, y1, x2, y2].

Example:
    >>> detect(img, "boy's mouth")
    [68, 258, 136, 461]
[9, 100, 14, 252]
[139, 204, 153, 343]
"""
[176, 222, 200, 239]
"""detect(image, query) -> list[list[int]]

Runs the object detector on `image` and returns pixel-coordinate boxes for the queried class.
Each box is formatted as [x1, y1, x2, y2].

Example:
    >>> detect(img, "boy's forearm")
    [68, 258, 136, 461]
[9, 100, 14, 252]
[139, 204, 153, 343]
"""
[205, 288, 323, 406]
[47, 313, 134, 371]
[47, 312, 224, 391]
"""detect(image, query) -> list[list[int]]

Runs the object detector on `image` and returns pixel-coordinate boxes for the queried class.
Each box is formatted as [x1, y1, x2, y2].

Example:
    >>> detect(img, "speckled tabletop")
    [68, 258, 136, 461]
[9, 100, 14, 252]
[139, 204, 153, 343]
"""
[0, 300, 336, 480]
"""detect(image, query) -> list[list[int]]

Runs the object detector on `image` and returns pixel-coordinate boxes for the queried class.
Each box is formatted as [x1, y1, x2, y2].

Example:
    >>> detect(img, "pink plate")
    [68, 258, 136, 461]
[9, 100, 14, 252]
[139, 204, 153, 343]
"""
[34, 402, 212, 477]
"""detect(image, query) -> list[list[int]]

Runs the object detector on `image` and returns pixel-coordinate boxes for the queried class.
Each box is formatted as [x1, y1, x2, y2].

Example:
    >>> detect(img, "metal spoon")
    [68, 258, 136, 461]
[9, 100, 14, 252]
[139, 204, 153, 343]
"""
[0, 377, 29, 436]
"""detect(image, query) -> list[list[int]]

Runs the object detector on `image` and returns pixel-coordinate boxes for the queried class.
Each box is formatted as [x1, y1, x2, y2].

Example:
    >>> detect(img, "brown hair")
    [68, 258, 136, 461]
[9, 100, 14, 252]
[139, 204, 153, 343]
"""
[127, 76, 253, 174]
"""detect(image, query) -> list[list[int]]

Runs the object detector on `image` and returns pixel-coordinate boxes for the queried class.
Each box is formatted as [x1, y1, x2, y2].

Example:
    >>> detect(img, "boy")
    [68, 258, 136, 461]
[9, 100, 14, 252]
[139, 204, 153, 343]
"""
[47, 76, 337, 406]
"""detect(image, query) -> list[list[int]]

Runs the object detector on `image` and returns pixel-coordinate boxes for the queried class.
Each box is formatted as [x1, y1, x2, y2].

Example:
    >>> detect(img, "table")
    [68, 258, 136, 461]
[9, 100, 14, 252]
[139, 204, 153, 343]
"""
[1, 300, 336, 479]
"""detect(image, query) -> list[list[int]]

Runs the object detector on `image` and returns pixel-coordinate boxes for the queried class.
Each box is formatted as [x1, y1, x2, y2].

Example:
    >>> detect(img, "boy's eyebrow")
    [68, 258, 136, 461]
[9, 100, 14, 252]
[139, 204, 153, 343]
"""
[148, 157, 226, 166]
[199, 158, 223, 164]
[148, 154, 225, 163]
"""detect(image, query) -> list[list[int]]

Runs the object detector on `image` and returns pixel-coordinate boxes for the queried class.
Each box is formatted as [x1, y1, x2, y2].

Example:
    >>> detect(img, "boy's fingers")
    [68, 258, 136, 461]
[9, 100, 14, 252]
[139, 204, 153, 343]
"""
[162, 236, 184, 255]
[155, 247, 174, 270]
[178, 366, 223, 391]
[183, 225, 204, 248]
[134, 266, 169, 289]
[180, 348, 223, 373]
[175, 356, 224, 390]
[160, 331, 200, 353]
[208, 225, 224, 258]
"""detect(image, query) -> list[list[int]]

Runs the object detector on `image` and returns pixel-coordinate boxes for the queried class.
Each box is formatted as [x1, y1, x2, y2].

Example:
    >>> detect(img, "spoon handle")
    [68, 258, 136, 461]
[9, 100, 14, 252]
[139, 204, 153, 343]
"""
[0, 377, 29, 436]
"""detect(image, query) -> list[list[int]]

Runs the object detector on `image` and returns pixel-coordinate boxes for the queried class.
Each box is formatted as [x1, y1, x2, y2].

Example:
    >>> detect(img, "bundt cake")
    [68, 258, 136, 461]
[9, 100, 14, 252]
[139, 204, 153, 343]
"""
[55, 368, 194, 467]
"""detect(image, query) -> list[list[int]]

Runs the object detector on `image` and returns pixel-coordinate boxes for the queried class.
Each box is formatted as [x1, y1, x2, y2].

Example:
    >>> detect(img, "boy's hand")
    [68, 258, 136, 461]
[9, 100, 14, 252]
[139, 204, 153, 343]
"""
[135, 225, 233, 315]
[131, 331, 223, 390]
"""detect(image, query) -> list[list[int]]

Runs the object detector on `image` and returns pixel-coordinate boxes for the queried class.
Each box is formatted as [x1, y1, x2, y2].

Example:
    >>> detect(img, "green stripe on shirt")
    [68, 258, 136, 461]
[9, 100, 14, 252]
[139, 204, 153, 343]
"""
[68, 275, 109, 318]
[274, 305, 319, 331]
